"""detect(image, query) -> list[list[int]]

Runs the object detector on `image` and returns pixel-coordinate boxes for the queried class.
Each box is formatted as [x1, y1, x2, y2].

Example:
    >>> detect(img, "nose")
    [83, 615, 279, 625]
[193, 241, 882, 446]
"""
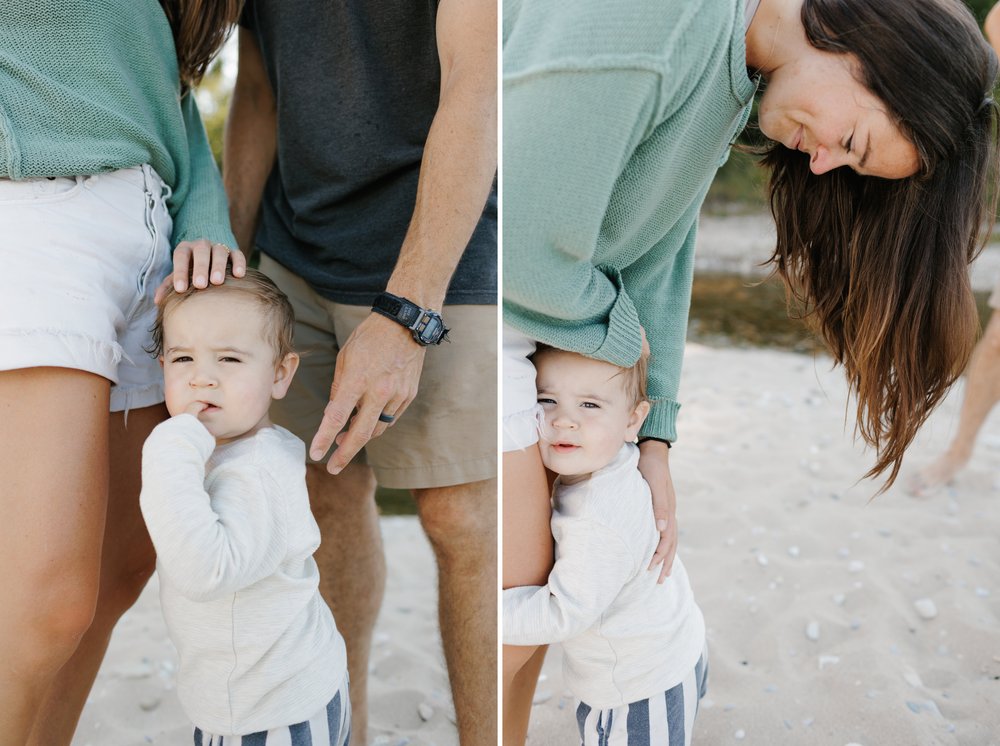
[809, 145, 847, 176]
[551, 409, 578, 429]
[189, 365, 218, 388]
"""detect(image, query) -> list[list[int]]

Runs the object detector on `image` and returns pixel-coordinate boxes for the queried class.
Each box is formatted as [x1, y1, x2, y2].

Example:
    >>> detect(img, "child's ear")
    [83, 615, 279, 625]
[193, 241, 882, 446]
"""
[624, 400, 651, 442]
[271, 352, 300, 400]
[158, 355, 164, 369]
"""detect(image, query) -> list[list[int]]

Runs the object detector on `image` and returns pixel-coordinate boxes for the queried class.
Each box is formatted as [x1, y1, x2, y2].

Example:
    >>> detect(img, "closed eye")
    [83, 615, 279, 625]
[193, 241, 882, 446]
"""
[220, 356, 242, 363]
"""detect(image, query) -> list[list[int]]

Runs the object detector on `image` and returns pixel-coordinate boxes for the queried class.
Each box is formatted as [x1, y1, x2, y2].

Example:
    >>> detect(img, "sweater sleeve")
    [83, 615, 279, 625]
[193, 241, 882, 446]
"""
[168, 92, 238, 249]
[139, 415, 288, 602]
[623, 210, 701, 442]
[502, 516, 635, 646]
[502, 67, 661, 368]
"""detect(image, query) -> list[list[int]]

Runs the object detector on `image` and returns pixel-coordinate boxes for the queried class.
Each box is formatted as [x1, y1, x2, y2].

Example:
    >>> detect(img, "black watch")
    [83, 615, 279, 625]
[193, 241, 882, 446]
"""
[371, 292, 449, 346]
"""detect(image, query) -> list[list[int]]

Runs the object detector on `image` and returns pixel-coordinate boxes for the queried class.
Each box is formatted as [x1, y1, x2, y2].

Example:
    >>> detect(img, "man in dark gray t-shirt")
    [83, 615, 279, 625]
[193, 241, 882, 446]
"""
[225, 1, 497, 743]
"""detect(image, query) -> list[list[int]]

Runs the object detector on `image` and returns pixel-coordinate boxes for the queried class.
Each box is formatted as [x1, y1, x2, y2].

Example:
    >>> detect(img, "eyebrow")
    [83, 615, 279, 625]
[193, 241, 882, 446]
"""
[165, 346, 253, 355]
[536, 387, 612, 403]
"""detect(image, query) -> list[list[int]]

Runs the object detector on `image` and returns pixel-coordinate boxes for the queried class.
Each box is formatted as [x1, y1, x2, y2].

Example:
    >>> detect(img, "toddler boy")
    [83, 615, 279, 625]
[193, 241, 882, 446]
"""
[502, 346, 707, 746]
[140, 268, 350, 745]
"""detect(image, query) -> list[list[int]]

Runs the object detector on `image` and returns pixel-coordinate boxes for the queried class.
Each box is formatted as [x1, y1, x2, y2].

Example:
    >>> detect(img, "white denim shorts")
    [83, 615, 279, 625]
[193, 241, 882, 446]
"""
[0, 165, 173, 412]
[502, 324, 542, 452]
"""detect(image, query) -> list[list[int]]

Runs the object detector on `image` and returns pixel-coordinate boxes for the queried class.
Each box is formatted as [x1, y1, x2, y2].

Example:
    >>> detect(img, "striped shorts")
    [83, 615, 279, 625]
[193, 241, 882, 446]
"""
[193, 679, 351, 746]
[576, 651, 708, 746]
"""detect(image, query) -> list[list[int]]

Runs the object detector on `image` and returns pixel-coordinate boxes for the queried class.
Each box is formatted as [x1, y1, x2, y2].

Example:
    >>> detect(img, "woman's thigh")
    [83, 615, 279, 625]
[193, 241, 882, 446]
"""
[0, 368, 111, 617]
[501, 325, 553, 587]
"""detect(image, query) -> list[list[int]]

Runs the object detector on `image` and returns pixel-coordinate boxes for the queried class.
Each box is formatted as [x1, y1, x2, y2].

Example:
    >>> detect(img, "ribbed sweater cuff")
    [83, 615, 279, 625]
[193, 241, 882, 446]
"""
[592, 265, 643, 367]
[641, 398, 679, 443]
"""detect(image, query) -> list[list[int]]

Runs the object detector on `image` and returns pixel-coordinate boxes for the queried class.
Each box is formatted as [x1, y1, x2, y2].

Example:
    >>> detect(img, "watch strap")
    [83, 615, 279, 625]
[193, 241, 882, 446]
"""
[372, 292, 448, 345]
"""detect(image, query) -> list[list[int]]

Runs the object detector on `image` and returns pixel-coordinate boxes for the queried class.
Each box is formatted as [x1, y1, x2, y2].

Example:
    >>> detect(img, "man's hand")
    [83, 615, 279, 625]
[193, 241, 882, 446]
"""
[638, 439, 678, 583]
[310, 313, 426, 474]
[154, 239, 247, 305]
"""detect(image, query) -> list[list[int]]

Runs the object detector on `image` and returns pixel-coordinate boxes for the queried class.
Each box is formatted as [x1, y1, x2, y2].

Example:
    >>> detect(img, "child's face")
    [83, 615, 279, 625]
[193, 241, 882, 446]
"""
[161, 291, 298, 445]
[535, 350, 649, 482]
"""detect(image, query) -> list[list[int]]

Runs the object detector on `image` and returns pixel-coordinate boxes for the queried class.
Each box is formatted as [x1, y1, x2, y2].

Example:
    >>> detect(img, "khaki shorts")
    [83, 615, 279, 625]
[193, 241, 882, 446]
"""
[260, 253, 497, 490]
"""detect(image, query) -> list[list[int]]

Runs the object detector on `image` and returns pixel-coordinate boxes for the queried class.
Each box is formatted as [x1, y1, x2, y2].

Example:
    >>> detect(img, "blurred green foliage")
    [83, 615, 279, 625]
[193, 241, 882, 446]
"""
[967, 0, 997, 23]
[194, 59, 231, 169]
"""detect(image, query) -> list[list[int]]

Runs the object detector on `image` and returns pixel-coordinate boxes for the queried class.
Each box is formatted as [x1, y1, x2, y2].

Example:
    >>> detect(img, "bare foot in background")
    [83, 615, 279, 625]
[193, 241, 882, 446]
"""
[907, 448, 971, 496]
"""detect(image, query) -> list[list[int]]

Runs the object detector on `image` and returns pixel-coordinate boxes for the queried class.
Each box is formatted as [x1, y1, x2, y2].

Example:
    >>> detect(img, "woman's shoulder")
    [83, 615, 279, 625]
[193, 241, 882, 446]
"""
[504, 0, 740, 78]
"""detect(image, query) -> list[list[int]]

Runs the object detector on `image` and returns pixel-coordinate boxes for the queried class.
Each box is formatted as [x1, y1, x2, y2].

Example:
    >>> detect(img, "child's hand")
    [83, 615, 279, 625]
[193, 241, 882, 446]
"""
[154, 239, 248, 305]
[184, 400, 210, 418]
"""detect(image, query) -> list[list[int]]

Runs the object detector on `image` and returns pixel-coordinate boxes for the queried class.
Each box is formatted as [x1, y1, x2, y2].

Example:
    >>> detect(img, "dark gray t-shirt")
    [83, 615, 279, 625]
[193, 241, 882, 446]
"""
[240, 0, 497, 306]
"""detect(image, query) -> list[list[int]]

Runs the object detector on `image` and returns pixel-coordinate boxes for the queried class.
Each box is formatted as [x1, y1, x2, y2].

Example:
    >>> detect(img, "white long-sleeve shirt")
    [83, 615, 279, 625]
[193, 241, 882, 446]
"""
[503, 443, 705, 708]
[140, 414, 347, 735]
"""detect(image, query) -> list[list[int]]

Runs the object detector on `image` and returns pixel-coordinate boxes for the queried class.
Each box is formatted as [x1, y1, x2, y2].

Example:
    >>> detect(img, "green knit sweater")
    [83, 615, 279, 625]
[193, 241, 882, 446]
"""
[0, 0, 236, 249]
[503, 0, 756, 441]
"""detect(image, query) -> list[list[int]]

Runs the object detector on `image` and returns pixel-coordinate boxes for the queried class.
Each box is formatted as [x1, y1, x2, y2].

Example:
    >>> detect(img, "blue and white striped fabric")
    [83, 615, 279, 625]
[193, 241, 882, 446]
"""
[576, 651, 708, 746]
[193, 678, 351, 746]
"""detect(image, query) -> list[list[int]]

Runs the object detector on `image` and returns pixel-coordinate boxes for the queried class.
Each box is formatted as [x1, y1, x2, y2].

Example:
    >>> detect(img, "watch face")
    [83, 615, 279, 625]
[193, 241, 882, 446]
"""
[419, 316, 443, 343]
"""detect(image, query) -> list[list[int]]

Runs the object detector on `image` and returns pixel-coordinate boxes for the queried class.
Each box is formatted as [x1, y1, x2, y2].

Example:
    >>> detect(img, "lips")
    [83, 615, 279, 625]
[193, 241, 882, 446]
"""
[551, 443, 580, 453]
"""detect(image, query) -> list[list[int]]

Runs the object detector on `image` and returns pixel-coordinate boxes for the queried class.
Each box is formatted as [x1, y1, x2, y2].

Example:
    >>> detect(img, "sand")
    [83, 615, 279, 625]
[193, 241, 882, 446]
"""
[525, 344, 1000, 746]
[73, 516, 459, 746]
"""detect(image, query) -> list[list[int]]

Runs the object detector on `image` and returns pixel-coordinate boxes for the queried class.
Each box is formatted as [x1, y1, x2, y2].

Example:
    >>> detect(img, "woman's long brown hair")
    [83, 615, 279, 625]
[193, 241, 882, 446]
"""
[763, 0, 1000, 491]
[158, 0, 244, 91]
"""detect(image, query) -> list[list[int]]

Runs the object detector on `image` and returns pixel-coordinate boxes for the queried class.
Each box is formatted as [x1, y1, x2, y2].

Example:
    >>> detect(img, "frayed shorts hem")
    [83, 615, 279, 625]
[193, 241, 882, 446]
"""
[0, 329, 165, 413]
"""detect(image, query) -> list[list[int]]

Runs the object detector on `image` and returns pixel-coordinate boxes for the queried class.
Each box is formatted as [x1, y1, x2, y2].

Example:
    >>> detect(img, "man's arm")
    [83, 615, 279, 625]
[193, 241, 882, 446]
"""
[224, 27, 277, 257]
[310, 0, 498, 473]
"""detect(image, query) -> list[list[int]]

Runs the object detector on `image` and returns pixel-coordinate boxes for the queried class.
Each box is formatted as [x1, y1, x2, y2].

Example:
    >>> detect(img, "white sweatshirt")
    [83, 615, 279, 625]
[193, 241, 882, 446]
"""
[140, 414, 347, 735]
[503, 443, 705, 708]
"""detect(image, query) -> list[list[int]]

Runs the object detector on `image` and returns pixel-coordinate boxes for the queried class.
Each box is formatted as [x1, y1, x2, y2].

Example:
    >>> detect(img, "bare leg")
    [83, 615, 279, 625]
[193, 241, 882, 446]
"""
[308, 462, 385, 746]
[910, 310, 1000, 495]
[0, 369, 110, 746]
[414, 478, 497, 746]
[26, 404, 166, 745]
[501, 445, 553, 746]
[503, 646, 547, 746]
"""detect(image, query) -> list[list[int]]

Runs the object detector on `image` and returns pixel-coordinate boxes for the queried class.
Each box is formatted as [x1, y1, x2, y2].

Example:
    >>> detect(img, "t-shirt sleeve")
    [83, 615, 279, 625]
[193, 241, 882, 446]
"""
[502, 516, 635, 646]
[502, 66, 662, 368]
[239, 0, 255, 30]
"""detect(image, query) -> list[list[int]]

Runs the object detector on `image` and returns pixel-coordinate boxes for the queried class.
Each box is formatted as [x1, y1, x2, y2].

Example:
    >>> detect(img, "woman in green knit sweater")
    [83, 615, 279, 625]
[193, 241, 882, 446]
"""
[502, 0, 998, 740]
[0, 2, 247, 742]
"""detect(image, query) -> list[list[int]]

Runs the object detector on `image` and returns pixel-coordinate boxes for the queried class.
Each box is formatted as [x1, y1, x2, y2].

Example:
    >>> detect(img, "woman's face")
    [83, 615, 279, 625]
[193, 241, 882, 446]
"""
[758, 49, 920, 179]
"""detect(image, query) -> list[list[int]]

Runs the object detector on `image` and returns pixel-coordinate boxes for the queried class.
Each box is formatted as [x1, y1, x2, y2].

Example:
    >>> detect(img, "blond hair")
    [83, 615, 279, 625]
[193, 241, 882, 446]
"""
[532, 345, 649, 407]
[150, 267, 295, 364]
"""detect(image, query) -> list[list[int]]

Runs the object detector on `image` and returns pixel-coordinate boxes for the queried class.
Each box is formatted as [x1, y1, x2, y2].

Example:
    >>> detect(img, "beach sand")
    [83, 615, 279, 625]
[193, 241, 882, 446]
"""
[526, 344, 1000, 746]
[73, 516, 459, 746]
